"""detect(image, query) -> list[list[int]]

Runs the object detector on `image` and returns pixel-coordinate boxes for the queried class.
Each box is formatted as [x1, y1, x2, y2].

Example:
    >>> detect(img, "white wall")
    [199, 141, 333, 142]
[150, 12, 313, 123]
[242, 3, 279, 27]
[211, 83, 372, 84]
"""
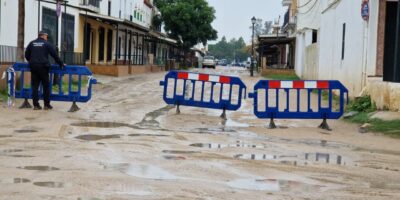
[318, 0, 378, 96]
[0, 0, 18, 46]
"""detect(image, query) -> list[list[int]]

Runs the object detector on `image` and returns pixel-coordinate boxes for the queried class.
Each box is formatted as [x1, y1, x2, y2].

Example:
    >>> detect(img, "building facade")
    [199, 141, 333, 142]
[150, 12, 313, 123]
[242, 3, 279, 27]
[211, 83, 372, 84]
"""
[282, 0, 400, 111]
[0, 0, 177, 73]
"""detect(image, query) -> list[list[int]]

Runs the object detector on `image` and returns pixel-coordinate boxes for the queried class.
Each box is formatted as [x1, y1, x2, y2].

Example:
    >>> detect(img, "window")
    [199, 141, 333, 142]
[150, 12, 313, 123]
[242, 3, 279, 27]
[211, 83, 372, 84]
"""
[312, 29, 317, 43]
[108, 1, 111, 16]
[341, 23, 346, 60]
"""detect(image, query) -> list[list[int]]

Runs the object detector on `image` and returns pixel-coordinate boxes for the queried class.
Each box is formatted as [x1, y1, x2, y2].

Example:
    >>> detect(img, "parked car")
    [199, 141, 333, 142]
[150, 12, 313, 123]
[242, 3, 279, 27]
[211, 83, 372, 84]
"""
[218, 59, 228, 66]
[202, 56, 216, 69]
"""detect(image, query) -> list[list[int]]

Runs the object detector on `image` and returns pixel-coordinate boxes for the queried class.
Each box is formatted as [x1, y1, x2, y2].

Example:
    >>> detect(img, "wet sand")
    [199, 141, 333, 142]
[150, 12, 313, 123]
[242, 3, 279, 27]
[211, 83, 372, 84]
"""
[0, 67, 400, 200]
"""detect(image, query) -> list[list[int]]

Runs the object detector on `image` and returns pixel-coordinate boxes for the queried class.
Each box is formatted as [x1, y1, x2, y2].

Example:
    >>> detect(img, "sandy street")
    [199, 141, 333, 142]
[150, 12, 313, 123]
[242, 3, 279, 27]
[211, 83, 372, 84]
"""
[1, 66, 400, 200]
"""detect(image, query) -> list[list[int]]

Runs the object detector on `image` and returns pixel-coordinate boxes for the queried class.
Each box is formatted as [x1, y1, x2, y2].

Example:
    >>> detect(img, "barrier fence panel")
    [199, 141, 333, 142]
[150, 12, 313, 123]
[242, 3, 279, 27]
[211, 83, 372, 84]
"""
[249, 80, 348, 130]
[8, 62, 97, 112]
[160, 71, 246, 119]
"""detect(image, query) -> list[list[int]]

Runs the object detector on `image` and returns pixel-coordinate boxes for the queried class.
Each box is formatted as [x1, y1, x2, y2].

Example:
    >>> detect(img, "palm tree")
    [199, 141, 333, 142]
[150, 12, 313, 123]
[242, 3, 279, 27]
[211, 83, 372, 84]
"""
[17, 0, 25, 62]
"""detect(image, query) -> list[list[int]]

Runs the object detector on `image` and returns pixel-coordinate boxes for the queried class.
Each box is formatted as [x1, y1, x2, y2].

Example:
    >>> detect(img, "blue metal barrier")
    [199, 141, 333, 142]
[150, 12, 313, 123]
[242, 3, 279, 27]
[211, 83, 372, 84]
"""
[248, 80, 348, 130]
[9, 62, 97, 112]
[160, 71, 247, 119]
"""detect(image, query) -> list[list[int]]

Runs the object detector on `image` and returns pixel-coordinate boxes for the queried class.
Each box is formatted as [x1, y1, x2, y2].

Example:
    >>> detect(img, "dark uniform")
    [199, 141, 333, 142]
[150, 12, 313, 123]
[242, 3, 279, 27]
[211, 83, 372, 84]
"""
[25, 37, 64, 108]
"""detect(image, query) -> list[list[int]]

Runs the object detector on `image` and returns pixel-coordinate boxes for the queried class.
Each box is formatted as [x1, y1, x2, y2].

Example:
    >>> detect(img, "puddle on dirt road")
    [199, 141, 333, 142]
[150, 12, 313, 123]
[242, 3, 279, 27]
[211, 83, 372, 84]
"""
[162, 150, 200, 154]
[221, 119, 250, 128]
[17, 166, 60, 171]
[75, 134, 121, 141]
[190, 141, 266, 149]
[234, 153, 347, 166]
[14, 129, 38, 133]
[1, 149, 23, 153]
[33, 182, 64, 188]
[129, 134, 169, 137]
[163, 155, 186, 160]
[123, 164, 178, 180]
[7, 155, 35, 158]
[227, 179, 321, 192]
[14, 178, 31, 183]
[71, 122, 131, 128]
[135, 105, 175, 128]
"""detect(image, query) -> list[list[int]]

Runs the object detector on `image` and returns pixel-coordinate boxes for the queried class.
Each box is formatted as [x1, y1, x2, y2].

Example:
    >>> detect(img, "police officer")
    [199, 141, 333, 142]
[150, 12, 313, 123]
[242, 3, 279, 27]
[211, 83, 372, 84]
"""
[25, 31, 65, 110]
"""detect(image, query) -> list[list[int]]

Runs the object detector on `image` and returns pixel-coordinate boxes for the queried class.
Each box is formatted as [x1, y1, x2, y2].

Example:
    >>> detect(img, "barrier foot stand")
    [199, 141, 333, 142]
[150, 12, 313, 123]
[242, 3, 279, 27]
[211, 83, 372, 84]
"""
[269, 118, 277, 129]
[318, 118, 332, 131]
[68, 102, 80, 112]
[176, 104, 181, 114]
[19, 99, 32, 109]
[220, 108, 227, 120]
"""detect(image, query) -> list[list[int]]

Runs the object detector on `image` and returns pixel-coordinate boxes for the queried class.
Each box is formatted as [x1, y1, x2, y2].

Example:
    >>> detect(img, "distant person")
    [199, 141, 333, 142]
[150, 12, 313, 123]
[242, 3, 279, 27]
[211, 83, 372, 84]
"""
[25, 31, 65, 110]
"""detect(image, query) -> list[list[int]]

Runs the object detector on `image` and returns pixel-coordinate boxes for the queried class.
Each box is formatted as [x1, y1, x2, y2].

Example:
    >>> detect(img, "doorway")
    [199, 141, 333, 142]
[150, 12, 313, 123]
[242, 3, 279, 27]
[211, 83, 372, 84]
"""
[383, 1, 400, 82]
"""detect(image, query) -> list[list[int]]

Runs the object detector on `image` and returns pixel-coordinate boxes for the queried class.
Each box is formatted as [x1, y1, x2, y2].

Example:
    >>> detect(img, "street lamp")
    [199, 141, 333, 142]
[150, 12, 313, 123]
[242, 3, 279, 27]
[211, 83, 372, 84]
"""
[251, 16, 256, 77]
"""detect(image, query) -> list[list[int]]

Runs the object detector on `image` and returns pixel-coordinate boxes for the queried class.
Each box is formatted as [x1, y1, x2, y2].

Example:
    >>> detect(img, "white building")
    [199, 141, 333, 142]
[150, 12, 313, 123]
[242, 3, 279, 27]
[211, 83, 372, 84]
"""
[287, 0, 400, 111]
[0, 0, 177, 67]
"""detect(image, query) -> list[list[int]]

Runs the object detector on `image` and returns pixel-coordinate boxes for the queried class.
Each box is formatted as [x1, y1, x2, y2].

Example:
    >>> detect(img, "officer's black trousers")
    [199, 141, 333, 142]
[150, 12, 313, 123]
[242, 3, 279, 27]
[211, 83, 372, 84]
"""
[30, 66, 50, 107]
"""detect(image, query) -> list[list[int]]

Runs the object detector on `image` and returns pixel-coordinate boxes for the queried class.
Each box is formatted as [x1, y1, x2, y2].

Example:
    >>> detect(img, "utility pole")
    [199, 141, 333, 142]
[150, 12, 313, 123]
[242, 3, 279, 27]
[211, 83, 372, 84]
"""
[251, 16, 256, 77]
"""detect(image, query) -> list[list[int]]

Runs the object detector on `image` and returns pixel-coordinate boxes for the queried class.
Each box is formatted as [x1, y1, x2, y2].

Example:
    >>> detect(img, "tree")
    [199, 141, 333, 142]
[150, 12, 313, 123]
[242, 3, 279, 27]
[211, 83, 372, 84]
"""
[155, 0, 218, 50]
[17, 0, 25, 62]
[208, 36, 248, 62]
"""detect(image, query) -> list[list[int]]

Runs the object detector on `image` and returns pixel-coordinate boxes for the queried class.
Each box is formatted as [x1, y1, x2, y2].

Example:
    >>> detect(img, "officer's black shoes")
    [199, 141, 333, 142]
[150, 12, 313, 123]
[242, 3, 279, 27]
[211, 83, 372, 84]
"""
[33, 105, 42, 110]
[44, 105, 53, 110]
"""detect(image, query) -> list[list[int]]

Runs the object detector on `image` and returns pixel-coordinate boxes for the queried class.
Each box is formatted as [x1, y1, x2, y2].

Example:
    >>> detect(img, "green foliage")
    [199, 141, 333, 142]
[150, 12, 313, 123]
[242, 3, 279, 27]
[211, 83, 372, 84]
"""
[344, 95, 400, 137]
[263, 73, 300, 80]
[368, 119, 400, 136]
[348, 96, 376, 113]
[0, 89, 7, 102]
[155, 0, 218, 50]
[208, 36, 248, 62]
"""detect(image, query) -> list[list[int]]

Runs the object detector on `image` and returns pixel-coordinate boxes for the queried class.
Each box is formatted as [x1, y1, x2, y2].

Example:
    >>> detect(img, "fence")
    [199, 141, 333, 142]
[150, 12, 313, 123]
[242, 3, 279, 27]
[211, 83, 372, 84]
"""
[0, 45, 17, 64]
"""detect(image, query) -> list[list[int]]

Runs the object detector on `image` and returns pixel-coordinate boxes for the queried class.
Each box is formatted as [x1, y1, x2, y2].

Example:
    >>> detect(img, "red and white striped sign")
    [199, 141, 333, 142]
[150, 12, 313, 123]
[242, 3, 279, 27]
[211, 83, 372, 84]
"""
[268, 80, 329, 89]
[177, 72, 231, 84]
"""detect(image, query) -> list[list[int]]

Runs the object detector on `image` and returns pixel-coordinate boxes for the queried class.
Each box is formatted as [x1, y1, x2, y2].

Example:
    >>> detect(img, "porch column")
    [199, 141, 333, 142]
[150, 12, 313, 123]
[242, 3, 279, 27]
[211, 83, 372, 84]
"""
[124, 29, 128, 64]
[115, 25, 119, 65]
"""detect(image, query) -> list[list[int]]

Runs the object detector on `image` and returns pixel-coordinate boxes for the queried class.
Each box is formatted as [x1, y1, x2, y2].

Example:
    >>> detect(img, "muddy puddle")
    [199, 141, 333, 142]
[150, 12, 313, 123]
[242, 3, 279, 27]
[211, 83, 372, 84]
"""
[33, 182, 64, 188]
[234, 152, 348, 166]
[123, 164, 179, 180]
[226, 178, 321, 192]
[190, 141, 266, 149]
[163, 155, 186, 160]
[75, 134, 121, 141]
[129, 133, 169, 137]
[71, 122, 131, 128]
[14, 178, 31, 183]
[17, 166, 60, 171]
[135, 105, 175, 128]
[162, 150, 200, 154]
[221, 119, 250, 128]
[14, 129, 38, 133]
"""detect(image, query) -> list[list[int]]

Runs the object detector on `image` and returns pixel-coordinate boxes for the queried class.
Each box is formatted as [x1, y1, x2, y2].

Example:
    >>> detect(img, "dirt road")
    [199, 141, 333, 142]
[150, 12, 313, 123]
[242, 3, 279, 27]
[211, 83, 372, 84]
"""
[1, 66, 400, 200]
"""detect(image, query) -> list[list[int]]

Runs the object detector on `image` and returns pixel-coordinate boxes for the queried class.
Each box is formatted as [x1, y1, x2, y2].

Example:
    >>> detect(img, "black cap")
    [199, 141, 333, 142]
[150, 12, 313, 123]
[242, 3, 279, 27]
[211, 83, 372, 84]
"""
[38, 31, 48, 36]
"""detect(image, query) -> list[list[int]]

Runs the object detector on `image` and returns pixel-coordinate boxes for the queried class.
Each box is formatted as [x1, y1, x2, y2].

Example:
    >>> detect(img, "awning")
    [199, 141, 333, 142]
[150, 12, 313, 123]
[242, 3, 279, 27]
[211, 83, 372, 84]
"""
[79, 11, 123, 25]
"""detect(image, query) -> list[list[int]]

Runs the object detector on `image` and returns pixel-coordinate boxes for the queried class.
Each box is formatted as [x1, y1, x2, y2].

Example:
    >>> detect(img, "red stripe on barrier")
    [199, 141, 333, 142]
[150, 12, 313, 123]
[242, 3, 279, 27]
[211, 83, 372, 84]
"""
[177, 72, 188, 79]
[219, 76, 231, 84]
[199, 74, 209, 81]
[293, 81, 305, 89]
[269, 81, 281, 88]
[317, 81, 329, 89]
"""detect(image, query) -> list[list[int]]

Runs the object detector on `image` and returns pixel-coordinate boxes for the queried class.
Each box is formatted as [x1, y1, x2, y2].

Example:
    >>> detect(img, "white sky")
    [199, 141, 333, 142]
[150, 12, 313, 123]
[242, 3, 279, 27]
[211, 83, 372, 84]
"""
[207, 0, 286, 44]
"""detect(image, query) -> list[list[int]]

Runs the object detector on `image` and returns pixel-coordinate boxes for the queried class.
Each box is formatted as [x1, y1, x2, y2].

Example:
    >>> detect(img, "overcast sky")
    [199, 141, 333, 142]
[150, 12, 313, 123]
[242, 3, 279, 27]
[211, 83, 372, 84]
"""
[207, 0, 286, 44]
